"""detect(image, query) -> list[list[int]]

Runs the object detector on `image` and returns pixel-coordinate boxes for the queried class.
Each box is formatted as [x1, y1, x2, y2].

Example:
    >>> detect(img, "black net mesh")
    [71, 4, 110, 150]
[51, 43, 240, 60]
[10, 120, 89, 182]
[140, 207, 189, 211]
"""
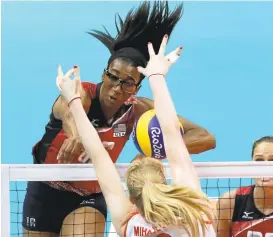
[8, 177, 273, 236]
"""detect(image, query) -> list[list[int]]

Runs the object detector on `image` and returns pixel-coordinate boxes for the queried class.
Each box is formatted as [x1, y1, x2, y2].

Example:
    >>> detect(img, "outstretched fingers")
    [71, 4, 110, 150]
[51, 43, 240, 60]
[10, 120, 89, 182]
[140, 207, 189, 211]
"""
[65, 68, 74, 78]
[166, 46, 183, 64]
[73, 66, 80, 78]
[56, 66, 64, 91]
[56, 66, 77, 92]
[158, 34, 168, 56]
[58, 65, 64, 77]
[147, 42, 156, 58]
[174, 46, 183, 56]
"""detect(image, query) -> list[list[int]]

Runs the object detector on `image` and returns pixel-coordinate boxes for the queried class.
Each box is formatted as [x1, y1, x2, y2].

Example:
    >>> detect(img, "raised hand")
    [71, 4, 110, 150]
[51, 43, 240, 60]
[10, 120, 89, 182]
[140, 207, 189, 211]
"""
[137, 35, 182, 78]
[56, 66, 81, 104]
[165, 45, 182, 64]
[56, 66, 83, 164]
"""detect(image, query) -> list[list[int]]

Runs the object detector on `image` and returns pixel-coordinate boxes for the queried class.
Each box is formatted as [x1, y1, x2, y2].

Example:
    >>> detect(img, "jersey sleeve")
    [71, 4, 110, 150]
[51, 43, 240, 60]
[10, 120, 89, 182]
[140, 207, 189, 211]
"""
[81, 82, 96, 99]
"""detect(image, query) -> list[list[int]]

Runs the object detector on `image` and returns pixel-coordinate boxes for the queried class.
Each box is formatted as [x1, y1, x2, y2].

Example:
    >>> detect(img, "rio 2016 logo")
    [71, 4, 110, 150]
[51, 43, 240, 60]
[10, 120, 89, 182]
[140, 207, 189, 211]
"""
[151, 127, 163, 159]
[132, 122, 137, 139]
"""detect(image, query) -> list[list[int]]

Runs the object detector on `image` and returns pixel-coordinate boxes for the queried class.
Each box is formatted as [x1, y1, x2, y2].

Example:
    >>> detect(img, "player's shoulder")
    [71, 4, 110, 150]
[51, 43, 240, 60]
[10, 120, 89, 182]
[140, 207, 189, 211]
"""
[217, 188, 237, 209]
[136, 97, 153, 105]
[122, 211, 140, 237]
[81, 81, 96, 90]
[235, 185, 253, 195]
[219, 185, 253, 201]
[222, 188, 237, 197]
[126, 212, 141, 225]
[134, 97, 153, 116]
[81, 82, 97, 99]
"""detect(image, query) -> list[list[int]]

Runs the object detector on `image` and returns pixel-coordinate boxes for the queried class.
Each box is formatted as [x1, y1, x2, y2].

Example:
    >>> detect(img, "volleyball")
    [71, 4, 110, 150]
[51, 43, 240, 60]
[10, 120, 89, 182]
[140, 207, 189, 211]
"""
[132, 109, 184, 159]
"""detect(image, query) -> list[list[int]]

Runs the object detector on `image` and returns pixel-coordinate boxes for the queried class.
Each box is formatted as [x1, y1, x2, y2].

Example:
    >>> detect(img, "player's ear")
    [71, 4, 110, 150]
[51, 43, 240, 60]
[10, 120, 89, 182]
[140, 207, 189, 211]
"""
[135, 85, 141, 94]
[129, 195, 134, 204]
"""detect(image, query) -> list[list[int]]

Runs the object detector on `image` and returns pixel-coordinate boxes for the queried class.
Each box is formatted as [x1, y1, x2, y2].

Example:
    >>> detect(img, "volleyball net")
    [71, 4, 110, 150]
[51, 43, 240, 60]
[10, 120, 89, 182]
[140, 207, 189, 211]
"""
[1, 162, 273, 236]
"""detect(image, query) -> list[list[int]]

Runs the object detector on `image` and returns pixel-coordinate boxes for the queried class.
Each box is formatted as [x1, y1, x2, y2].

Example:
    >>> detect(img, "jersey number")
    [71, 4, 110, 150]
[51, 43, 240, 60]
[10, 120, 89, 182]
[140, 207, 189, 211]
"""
[247, 231, 273, 237]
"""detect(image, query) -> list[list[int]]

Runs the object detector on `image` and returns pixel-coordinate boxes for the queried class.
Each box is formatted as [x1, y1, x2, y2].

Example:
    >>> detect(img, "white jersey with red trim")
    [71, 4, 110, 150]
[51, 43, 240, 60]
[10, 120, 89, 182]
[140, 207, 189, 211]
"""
[124, 213, 216, 237]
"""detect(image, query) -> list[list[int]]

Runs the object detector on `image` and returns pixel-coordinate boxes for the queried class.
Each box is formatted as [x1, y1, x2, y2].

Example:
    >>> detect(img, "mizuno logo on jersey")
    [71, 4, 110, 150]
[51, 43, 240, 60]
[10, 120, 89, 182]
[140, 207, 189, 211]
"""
[91, 119, 100, 128]
[80, 199, 95, 205]
[242, 212, 254, 219]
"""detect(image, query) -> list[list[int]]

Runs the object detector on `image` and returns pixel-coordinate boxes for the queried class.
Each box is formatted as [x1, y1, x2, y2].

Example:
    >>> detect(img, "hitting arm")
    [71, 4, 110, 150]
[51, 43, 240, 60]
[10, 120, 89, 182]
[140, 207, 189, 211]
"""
[135, 97, 216, 154]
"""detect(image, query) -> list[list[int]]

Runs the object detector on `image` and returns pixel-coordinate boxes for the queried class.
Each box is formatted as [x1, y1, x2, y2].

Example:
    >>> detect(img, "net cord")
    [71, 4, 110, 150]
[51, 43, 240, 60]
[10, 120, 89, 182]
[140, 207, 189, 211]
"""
[2, 162, 273, 181]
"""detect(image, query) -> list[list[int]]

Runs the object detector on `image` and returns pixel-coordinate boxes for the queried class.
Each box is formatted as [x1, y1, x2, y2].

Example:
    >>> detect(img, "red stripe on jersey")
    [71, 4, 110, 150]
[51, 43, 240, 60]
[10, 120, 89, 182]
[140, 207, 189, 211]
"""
[236, 186, 252, 195]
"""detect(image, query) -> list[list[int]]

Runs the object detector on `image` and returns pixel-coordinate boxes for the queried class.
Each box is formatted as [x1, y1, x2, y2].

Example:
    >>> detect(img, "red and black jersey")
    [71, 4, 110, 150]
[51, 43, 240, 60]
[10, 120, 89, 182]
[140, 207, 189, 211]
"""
[231, 185, 273, 237]
[32, 82, 136, 196]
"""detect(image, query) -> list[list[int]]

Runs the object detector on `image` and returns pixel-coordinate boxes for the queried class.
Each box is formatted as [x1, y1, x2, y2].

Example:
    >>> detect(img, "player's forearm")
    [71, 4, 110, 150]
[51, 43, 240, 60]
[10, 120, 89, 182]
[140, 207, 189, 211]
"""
[60, 109, 80, 137]
[54, 96, 81, 138]
[54, 85, 91, 138]
[135, 97, 216, 154]
[148, 75, 193, 169]
[180, 124, 216, 154]
[148, 75, 180, 134]
[68, 99, 125, 191]
[69, 99, 129, 226]
[68, 99, 107, 160]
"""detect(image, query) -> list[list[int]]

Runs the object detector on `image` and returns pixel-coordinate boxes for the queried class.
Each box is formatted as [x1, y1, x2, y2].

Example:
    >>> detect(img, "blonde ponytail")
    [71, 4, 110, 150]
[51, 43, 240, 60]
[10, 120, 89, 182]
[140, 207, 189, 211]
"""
[142, 182, 213, 237]
[126, 158, 214, 237]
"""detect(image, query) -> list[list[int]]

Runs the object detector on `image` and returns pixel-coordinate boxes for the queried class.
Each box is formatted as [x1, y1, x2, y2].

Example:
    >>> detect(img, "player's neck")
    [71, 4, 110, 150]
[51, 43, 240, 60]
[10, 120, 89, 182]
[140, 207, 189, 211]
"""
[254, 186, 273, 210]
[101, 102, 118, 121]
[99, 96, 122, 122]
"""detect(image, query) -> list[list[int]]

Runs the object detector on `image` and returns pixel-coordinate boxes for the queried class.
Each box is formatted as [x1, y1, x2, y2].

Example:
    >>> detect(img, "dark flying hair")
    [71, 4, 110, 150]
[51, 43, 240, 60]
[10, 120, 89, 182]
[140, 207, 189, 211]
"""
[88, 1, 183, 68]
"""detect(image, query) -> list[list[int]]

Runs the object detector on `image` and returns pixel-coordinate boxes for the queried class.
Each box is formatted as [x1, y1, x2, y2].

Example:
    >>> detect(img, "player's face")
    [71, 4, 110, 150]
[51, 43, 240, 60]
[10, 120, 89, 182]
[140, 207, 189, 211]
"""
[100, 59, 141, 108]
[253, 142, 273, 187]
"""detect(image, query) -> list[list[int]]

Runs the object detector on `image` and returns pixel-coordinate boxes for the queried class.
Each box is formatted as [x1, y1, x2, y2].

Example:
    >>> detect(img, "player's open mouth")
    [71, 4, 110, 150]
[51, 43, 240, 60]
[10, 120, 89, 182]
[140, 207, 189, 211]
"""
[109, 96, 117, 101]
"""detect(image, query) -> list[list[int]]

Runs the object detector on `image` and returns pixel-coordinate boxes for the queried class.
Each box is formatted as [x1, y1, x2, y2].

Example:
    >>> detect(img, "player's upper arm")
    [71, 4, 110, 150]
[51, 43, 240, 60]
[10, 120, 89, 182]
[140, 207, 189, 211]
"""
[215, 189, 236, 237]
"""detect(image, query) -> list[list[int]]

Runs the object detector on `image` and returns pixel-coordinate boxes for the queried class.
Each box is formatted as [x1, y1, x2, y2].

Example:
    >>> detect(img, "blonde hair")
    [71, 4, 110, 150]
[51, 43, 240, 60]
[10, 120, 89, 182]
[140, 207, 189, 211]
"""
[126, 158, 214, 237]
